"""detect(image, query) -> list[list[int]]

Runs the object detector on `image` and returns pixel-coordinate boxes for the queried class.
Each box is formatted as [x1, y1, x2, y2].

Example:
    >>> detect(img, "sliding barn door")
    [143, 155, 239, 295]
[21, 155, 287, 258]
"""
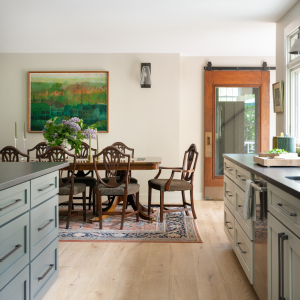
[204, 71, 270, 200]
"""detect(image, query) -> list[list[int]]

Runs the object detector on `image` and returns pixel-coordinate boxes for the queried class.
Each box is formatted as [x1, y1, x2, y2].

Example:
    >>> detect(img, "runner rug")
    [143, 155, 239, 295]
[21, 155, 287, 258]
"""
[59, 206, 202, 243]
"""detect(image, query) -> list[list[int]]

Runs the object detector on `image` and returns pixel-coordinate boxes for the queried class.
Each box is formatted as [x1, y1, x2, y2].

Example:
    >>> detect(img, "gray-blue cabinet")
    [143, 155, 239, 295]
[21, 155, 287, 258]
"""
[0, 171, 59, 300]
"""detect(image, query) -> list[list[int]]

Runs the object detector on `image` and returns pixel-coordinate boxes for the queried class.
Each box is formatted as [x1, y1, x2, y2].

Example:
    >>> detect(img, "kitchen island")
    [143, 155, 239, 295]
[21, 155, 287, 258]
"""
[223, 154, 300, 300]
[0, 162, 68, 300]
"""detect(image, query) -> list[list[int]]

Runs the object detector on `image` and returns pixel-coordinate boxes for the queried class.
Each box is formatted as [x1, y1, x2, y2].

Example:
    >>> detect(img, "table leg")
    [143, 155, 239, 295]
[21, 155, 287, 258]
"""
[127, 195, 156, 222]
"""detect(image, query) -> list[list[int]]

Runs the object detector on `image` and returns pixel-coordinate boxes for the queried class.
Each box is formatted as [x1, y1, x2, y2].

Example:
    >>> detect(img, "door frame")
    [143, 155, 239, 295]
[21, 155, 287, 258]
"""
[204, 70, 270, 188]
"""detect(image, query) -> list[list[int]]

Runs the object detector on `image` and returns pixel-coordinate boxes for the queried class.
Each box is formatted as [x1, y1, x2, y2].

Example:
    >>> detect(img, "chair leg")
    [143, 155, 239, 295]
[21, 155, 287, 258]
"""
[89, 187, 93, 210]
[148, 186, 152, 216]
[93, 188, 96, 216]
[82, 191, 87, 222]
[190, 188, 197, 219]
[136, 192, 140, 222]
[160, 191, 164, 223]
[120, 195, 128, 230]
[66, 193, 73, 229]
[97, 189, 103, 229]
[182, 190, 190, 216]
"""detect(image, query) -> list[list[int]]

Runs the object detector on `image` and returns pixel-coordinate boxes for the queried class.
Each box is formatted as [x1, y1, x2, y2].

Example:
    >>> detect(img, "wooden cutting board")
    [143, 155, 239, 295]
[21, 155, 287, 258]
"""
[254, 155, 300, 166]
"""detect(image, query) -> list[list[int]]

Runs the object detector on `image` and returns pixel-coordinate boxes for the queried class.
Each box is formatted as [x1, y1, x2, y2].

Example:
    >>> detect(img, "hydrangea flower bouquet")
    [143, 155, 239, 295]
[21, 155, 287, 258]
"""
[42, 117, 86, 154]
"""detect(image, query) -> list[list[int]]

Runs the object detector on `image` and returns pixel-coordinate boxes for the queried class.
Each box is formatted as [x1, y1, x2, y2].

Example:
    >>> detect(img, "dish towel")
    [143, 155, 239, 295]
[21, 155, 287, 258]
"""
[243, 179, 254, 220]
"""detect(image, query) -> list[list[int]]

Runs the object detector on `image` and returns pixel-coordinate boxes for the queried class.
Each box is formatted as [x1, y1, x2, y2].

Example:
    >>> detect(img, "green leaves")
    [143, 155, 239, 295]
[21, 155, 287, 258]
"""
[265, 148, 289, 154]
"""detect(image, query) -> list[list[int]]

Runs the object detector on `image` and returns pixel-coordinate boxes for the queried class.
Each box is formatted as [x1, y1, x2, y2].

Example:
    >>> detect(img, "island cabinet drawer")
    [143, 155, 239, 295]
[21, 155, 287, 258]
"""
[224, 159, 235, 182]
[268, 183, 300, 238]
[235, 165, 251, 191]
[30, 237, 58, 300]
[234, 221, 254, 284]
[31, 171, 58, 208]
[0, 213, 29, 290]
[234, 185, 254, 240]
[30, 195, 58, 260]
[0, 265, 29, 299]
[0, 181, 30, 227]
[224, 204, 235, 249]
[224, 175, 235, 215]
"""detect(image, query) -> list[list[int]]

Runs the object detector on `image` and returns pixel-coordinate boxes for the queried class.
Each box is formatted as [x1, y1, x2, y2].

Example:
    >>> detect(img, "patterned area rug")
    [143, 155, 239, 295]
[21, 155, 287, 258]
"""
[59, 206, 202, 243]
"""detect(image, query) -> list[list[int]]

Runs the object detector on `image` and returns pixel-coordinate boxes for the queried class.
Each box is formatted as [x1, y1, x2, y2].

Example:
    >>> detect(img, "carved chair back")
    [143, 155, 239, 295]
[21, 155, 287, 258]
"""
[27, 142, 48, 159]
[38, 146, 76, 189]
[0, 146, 29, 162]
[93, 146, 130, 192]
[181, 144, 198, 183]
[111, 142, 134, 158]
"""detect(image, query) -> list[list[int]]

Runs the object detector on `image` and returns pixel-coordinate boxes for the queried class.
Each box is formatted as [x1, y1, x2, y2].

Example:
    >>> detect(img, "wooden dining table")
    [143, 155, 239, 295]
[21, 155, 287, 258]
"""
[62, 157, 162, 222]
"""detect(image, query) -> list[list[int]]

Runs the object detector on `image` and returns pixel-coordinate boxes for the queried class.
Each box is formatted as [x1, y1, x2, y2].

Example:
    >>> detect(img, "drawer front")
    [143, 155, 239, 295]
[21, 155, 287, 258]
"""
[234, 185, 254, 240]
[30, 195, 59, 260]
[224, 158, 235, 182]
[31, 171, 58, 208]
[224, 204, 235, 249]
[268, 183, 300, 238]
[234, 220, 254, 284]
[224, 175, 235, 215]
[0, 213, 29, 290]
[0, 181, 30, 227]
[235, 165, 251, 191]
[30, 237, 58, 300]
[0, 265, 29, 300]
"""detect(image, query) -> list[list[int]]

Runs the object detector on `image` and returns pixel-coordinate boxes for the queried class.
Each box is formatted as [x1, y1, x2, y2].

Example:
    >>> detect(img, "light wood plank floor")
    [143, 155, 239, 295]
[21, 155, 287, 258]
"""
[44, 201, 259, 300]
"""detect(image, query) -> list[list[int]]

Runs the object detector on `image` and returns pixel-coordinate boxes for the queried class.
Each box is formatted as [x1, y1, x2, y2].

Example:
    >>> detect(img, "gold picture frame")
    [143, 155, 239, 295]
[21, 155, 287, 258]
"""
[272, 81, 284, 113]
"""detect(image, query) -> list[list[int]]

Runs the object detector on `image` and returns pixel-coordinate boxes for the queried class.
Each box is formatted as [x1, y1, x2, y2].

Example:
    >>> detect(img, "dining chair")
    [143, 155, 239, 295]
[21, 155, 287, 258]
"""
[0, 146, 29, 162]
[66, 141, 97, 213]
[27, 142, 48, 159]
[148, 144, 198, 222]
[93, 146, 140, 230]
[38, 146, 87, 229]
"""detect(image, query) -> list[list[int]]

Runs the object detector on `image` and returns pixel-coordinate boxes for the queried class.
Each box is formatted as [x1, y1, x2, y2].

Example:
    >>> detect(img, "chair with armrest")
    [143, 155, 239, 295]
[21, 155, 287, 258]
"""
[0, 146, 29, 162]
[27, 142, 48, 159]
[93, 146, 140, 230]
[148, 144, 198, 222]
[38, 146, 87, 229]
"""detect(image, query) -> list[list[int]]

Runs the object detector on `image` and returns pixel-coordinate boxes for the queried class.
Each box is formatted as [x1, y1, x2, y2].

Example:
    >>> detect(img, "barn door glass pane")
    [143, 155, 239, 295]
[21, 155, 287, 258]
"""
[215, 87, 259, 176]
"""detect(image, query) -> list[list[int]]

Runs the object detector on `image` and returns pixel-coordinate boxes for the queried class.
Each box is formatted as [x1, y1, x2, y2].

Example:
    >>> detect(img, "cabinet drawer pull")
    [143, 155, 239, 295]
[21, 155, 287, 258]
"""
[0, 244, 22, 262]
[237, 242, 247, 254]
[237, 174, 247, 182]
[38, 219, 54, 231]
[38, 184, 54, 192]
[226, 191, 233, 197]
[225, 221, 233, 230]
[225, 166, 233, 172]
[276, 203, 297, 217]
[0, 199, 22, 211]
[38, 264, 54, 281]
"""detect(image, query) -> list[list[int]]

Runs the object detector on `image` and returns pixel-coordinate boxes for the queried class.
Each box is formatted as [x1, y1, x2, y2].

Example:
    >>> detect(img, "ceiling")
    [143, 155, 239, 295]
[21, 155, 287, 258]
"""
[0, 0, 298, 55]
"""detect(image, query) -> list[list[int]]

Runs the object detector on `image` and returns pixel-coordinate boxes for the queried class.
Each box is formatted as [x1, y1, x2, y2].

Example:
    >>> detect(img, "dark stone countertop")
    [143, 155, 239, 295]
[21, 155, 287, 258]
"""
[0, 162, 69, 191]
[223, 154, 300, 199]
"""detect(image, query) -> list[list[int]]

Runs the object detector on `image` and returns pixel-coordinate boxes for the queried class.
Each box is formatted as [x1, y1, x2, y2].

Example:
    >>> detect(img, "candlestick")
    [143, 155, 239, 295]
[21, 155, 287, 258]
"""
[14, 136, 18, 148]
[15, 122, 17, 138]
[24, 122, 26, 139]
[21, 137, 27, 162]
[89, 134, 92, 162]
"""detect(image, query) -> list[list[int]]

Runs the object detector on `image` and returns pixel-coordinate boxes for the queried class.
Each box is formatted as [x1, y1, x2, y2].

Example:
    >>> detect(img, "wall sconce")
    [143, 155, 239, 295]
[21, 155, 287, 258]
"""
[289, 26, 300, 55]
[141, 63, 151, 88]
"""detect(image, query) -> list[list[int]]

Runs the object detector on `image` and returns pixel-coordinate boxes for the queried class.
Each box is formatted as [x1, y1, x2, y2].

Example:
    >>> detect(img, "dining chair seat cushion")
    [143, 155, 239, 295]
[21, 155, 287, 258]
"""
[59, 183, 86, 195]
[98, 183, 140, 196]
[148, 179, 192, 191]
[102, 177, 138, 184]
[63, 177, 97, 187]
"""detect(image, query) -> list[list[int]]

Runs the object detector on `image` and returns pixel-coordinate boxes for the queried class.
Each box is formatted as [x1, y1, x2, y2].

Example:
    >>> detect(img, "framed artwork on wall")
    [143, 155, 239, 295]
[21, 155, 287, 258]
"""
[272, 81, 284, 113]
[28, 71, 109, 132]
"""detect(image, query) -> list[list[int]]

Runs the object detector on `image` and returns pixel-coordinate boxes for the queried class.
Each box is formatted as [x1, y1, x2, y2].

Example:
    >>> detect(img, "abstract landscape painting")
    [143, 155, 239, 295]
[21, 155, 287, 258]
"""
[28, 71, 109, 132]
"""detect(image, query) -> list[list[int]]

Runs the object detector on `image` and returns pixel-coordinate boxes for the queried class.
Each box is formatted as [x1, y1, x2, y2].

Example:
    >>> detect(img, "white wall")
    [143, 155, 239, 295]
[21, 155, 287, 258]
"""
[276, 1, 300, 135]
[180, 56, 276, 198]
[0, 53, 181, 203]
